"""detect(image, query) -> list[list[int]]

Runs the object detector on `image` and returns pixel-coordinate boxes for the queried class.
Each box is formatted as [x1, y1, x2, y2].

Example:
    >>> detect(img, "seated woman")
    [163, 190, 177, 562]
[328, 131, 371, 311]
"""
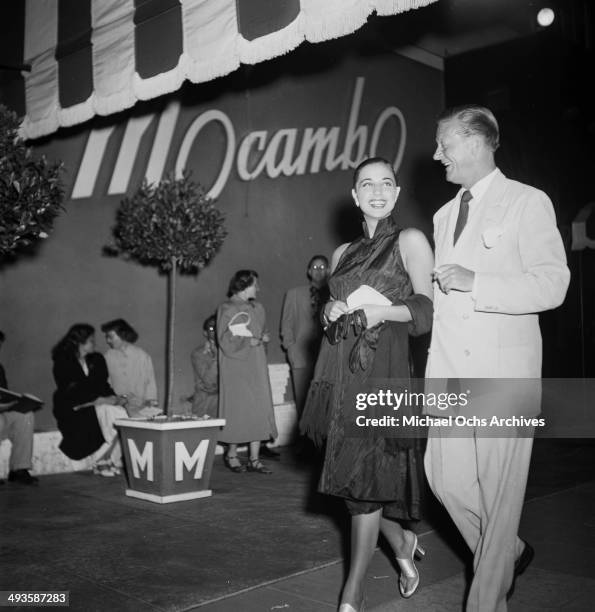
[52, 323, 126, 477]
[100, 318, 158, 415]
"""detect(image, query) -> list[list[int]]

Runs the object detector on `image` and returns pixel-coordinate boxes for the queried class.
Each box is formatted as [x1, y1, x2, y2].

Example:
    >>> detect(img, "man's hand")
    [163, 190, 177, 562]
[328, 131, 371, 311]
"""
[433, 264, 475, 294]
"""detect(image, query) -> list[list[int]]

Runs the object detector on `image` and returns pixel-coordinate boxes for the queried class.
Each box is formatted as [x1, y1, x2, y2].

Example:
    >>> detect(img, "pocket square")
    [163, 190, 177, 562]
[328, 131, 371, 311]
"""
[482, 226, 505, 248]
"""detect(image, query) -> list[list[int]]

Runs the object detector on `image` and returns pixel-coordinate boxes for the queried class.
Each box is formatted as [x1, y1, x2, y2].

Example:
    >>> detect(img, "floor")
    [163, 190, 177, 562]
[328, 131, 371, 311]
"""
[1, 439, 594, 612]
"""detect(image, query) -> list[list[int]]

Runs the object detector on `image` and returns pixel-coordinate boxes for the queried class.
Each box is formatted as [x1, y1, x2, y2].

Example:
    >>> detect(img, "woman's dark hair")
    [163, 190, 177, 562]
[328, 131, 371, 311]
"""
[100, 318, 138, 343]
[437, 104, 500, 152]
[353, 157, 397, 189]
[203, 315, 217, 333]
[52, 323, 95, 361]
[227, 270, 258, 298]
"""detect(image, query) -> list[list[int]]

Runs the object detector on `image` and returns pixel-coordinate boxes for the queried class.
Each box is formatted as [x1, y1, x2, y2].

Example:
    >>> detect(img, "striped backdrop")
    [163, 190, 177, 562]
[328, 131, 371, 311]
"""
[19, 0, 437, 140]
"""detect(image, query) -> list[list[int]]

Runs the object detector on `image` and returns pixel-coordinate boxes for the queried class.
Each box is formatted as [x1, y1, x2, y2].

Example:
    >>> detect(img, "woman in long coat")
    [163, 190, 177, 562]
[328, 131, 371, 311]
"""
[217, 270, 277, 474]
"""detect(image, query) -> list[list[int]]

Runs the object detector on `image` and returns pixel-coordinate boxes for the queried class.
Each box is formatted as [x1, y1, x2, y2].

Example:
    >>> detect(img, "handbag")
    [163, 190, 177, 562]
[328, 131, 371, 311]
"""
[227, 311, 253, 337]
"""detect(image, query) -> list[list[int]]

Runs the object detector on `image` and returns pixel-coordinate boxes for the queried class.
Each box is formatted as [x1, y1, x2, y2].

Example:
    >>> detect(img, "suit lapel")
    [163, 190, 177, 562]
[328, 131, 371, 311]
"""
[476, 171, 510, 231]
[437, 172, 511, 268]
[435, 198, 458, 265]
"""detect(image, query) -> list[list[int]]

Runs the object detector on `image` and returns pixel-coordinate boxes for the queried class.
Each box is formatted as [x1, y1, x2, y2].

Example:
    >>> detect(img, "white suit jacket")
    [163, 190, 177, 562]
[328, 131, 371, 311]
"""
[426, 169, 570, 379]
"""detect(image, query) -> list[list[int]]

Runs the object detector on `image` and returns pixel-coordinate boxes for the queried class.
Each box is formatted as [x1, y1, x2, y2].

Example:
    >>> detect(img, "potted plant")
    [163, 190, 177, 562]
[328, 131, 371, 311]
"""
[106, 172, 227, 503]
[0, 104, 64, 259]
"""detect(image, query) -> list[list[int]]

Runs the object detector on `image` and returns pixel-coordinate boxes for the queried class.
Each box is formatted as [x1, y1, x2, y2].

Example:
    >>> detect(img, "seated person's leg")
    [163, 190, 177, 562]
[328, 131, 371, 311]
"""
[4, 411, 38, 485]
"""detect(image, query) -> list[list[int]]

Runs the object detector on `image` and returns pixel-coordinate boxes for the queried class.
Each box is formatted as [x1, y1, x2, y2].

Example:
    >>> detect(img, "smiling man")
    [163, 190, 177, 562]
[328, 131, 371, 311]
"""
[425, 105, 570, 611]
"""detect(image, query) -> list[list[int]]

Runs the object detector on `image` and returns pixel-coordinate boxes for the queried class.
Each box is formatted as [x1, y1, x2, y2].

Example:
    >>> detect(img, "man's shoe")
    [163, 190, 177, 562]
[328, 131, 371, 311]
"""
[260, 445, 281, 460]
[507, 540, 534, 600]
[8, 469, 39, 485]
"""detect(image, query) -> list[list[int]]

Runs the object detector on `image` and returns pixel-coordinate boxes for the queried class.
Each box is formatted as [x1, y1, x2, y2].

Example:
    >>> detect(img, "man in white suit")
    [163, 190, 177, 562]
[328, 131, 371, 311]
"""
[425, 105, 570, 611]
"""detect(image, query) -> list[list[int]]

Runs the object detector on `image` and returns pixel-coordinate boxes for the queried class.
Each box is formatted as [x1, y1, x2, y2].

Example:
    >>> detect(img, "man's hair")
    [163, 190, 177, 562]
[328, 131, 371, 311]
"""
[100, 318, 138, 343]
[308, 255, 329, 269]
[438, 104, 500, 152]
[227, 270, 258, 298]
[203, 315, 217, 333]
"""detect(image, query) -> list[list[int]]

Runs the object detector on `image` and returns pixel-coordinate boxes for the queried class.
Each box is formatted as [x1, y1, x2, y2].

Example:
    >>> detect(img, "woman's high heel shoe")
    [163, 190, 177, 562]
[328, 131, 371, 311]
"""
[223, 455, 246, 473]
[338, 603, 365, 612]
[396, 530, 425, 598]
[246, 459, 272, 474]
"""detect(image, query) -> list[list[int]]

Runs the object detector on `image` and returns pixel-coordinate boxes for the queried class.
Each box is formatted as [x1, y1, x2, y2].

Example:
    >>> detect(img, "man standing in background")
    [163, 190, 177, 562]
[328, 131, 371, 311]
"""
[281, 255, 330, 422]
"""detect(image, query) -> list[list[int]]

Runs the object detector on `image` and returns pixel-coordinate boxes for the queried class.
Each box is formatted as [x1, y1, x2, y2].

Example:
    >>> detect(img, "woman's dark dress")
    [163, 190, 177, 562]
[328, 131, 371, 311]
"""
[301, 217, 432, 520]
[52, 352, 114, 460]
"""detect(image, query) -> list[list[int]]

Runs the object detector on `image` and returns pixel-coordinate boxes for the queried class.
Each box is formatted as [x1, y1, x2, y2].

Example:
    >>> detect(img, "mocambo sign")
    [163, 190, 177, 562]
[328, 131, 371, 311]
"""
[71, 77, 407, 200]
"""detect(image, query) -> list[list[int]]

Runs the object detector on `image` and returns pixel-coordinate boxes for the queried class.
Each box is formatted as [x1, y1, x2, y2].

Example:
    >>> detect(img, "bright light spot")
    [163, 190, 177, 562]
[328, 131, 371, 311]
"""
[537, 7, 555, 27]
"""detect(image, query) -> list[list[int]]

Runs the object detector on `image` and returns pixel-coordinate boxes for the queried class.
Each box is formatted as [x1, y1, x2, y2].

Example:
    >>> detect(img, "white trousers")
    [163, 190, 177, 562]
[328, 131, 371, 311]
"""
[425, 426, 533, 612]
[0, 411, 34, 471]
[94, 404, 128, 466]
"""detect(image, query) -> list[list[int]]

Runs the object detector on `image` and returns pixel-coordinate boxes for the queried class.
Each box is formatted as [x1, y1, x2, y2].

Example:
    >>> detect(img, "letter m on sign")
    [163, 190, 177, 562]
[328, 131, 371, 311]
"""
[127, 439, 154, 481]
[175, 440, 210, 481]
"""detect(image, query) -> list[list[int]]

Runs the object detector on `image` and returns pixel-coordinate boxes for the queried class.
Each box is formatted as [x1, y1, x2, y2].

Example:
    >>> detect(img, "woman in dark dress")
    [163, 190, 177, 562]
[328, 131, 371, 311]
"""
[300, 157, 434, 612]
[52, 324, 122, 474]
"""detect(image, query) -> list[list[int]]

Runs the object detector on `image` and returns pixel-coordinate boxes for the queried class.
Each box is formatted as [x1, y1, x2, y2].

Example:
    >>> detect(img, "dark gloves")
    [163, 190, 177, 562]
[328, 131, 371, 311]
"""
[325, 310, 367, 344]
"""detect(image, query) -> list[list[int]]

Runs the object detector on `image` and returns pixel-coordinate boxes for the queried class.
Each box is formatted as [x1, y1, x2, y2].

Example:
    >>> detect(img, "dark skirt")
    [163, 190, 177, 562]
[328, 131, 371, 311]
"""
[301, 321, 424, 520]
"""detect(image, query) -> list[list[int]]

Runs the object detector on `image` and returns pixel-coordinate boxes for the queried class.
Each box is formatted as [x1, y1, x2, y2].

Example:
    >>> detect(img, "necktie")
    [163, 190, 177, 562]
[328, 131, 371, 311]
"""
[453, 190, 472, 245]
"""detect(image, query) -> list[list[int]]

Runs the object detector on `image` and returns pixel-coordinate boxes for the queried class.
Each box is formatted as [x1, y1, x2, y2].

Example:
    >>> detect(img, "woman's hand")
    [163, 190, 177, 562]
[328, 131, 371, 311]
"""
[261, 332, 270, 343]
[249, 337, 261, 347]
[325, 300, 349, 322]
[93, 395, 117, 407]
[355, 304, 388, 328]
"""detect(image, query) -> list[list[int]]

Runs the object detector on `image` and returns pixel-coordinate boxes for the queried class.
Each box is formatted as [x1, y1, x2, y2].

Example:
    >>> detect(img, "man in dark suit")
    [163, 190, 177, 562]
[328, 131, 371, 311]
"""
[281, 255, 329, 419]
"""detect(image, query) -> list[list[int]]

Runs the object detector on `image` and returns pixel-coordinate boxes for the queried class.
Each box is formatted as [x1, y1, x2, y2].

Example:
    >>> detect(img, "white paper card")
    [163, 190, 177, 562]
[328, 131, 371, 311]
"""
[346, 285, 391, 310]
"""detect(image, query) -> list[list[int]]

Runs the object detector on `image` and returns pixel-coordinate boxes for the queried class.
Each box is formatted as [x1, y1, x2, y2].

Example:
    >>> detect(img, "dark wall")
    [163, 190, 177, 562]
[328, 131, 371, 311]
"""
[0, 37, 444, 429]
[444, 30, 595, 376]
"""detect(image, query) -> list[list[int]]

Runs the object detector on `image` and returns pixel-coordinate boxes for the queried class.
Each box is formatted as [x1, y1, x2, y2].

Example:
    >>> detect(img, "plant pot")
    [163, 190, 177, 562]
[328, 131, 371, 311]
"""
[115, 417, 226, 503]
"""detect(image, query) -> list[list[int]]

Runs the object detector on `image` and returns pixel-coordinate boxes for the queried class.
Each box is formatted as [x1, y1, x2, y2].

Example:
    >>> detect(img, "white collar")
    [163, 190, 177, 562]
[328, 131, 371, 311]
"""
[459, 167, 500, 206]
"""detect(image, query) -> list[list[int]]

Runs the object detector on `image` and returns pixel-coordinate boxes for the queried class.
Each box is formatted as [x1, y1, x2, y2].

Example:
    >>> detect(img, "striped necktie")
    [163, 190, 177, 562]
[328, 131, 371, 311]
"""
[453, 190, 472, 245]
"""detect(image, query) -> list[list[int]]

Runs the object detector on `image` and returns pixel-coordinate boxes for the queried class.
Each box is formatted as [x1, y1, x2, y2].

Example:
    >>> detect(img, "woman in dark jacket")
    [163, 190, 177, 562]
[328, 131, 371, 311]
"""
[52, 323, 118, 466]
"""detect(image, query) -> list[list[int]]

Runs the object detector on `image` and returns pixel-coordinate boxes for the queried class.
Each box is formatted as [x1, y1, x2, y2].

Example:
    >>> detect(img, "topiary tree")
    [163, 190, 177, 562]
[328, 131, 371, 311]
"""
[0, 104, 64, 258]
[106, 171, 226, 415]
